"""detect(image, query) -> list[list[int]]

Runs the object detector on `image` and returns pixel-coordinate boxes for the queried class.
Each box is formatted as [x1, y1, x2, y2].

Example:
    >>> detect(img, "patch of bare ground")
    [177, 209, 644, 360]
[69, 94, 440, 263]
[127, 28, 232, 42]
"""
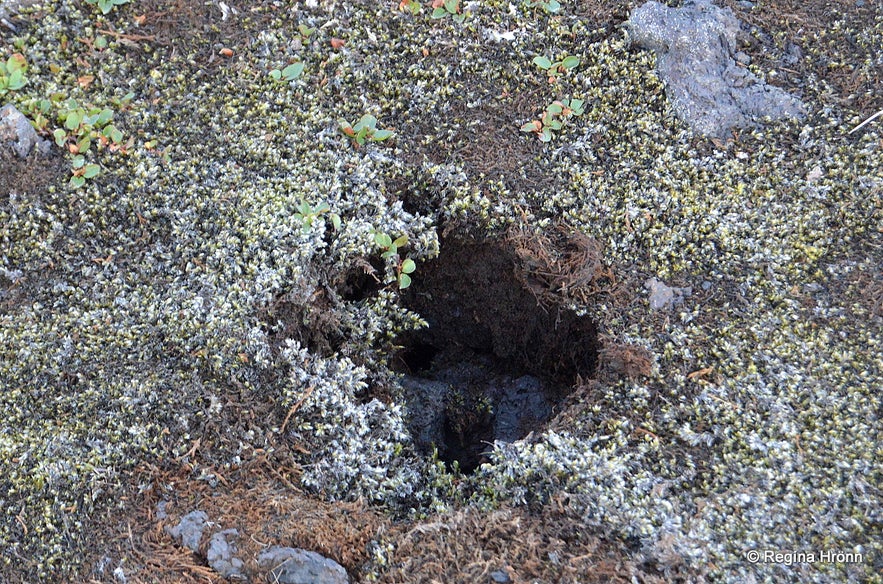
[374, 496, 699, 584]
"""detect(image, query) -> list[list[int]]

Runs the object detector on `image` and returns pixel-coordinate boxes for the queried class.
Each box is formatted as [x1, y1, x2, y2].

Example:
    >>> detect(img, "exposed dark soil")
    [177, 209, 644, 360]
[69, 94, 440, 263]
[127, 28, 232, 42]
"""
[393, 235, 599, 471]
[397, 235, 599, 383]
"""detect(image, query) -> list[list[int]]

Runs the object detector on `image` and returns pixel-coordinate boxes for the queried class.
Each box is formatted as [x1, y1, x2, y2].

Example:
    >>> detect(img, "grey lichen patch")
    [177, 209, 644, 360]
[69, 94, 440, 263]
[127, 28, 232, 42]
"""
[1, 0, 881, 583]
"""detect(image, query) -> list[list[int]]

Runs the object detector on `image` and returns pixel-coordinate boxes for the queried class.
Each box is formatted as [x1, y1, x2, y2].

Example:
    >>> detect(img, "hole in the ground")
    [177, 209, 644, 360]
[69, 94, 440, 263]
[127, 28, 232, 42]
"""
[395, 236, 599, 473]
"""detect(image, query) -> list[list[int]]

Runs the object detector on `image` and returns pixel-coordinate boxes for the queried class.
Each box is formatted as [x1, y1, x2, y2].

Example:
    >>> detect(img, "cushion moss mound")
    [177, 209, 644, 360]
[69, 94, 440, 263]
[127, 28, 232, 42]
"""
[1, 0, 880, 582]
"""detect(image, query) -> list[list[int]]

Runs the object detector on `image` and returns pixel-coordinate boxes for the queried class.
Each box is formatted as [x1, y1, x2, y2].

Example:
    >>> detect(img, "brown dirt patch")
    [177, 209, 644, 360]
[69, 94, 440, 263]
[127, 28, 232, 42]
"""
[84, 456, 389, 583]
[720, 0, 882, 116]
[374, 496, 691, 584]
[0, 148, 66, 201]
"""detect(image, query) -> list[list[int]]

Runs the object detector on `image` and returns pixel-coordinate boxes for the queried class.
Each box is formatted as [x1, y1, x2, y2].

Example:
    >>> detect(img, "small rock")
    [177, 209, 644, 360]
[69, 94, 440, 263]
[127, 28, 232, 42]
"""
[206, 529, 245, 580]
[1, 104, 50, 158]
[806, 165, 824, 183]
[490, 569, 512, 583]
[165, 510, 208, 552]
[257, 546, 349, 584]
[645, 278, 692, 311]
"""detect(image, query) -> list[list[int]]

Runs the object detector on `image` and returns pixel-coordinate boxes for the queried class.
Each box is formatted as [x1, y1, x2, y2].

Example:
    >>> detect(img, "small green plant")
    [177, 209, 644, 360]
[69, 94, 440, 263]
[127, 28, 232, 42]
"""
[339, 115, 395, 146]
[51, 99, 125, 153]
[0, 53, 27, 97]
[532, 54, 580, 83]
[292, 200, 341, 234]
[25, 95, 129, 187]
[520, 97, 584, 142]
[525, 0, 561, 13]
[298, 24, 316, 39]
[84, 0, 132, 14]
[431, 0, 467, 23]
[373, 231, 417, 289]
[269, 62, 305, 82]
[69, 155, 101, 189]
[398, 0, 421, 14]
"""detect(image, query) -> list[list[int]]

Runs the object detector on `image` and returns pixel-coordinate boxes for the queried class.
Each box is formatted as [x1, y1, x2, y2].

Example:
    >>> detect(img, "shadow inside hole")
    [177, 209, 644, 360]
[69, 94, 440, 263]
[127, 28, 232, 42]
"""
[395, 236, 598, 473]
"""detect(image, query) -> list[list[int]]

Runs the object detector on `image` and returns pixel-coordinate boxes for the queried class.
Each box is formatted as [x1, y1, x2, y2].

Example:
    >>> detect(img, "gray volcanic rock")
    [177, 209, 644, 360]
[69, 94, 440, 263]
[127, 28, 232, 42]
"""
[257, 546, 349, 584]
[1, 104, 50, 158]
[164, 510, 208, 553]
[626, 0, 805, 136]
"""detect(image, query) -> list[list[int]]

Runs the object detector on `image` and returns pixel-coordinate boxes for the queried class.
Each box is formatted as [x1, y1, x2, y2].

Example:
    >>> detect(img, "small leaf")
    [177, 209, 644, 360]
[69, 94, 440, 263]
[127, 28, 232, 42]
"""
[393, 235, 408, 248]
[375, 233, 392, 248]
[381, 250, 397, 260]
[71, 155, 86, 169]
[401, 258, 416, 274]
[53, 128, 68, 146]
[444, 0, 458, 13]
[298, 24, 315, 37]
[330, 214, 341, 231]
[7, 69, 25, 90]
[269, 69, 282, 80]
[64, 111, 83, 131]
[76, 135, 91, 153]
[371, 129, 394, 141]
[96, 108, 114, 126]
[83, 164, 101, 179]
[398, 273, 411, 289]
[547, 102, 563, 115]
[281, 62, 304, 80]
[339, 120, 355, 136]
[562, 56, 580, 70]
[6, 53, 26, 73]
[431, 6, 447, 18]
[520, 120, 541, 133]
[94, 35, 108, 49]
[110, 128, 124, 143]
[540, 127, 553, 142]
[546, 0, 561, 12]
[355, 114, 377, 131]
[70, 175, 86, 188]
[532, 56, 552, 70]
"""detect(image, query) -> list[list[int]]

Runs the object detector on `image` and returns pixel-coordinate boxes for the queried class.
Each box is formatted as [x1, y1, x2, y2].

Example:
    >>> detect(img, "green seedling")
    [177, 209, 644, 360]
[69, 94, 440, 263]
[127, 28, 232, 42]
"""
[532, 54, 580, 83]
[520, 97, 584, 142]
[24, 95, 129, 187]
[373, 232, 417, 289]
[269, 62, 305, 82]
[293, 200, 341, 234]
[398, 0, 421, 14]
[84, 0, 132, 14]
[298, 24, 316, 38]
[525, 0, 561, 13]
[339, 115, 395, 146]
[431, 0, 467, 23]
[0, 53, 27, 97]
[69, 155, 101, 189]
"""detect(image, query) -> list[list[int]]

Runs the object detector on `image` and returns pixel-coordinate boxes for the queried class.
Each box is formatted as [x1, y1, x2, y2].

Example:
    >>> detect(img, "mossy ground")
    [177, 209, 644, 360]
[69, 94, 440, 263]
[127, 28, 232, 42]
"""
[1, 0, 880, 582]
